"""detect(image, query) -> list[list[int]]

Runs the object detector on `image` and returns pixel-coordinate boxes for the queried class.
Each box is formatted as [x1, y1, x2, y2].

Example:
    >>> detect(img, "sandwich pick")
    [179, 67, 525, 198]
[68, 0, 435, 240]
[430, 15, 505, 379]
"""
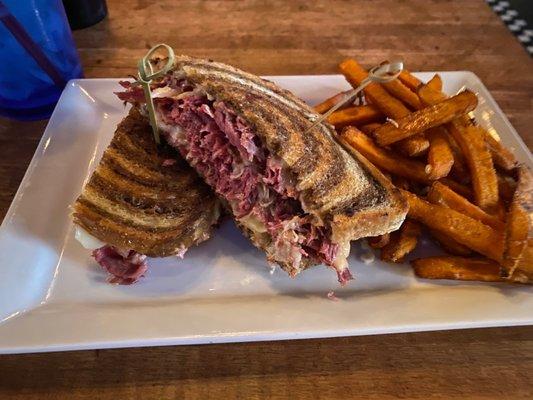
[308, 59, 404, 130]
[137, 43, 175, 144]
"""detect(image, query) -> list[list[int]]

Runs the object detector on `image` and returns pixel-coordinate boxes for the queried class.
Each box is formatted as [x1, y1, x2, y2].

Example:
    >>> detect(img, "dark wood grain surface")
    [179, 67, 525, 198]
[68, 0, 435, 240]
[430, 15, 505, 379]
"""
[0, 1, 532, 398]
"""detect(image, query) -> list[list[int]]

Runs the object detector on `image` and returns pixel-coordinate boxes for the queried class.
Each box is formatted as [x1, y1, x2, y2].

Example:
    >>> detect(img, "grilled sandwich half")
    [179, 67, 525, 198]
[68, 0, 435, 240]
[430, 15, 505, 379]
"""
[117, 55, 408, 284]
[72, 108, 221, 284]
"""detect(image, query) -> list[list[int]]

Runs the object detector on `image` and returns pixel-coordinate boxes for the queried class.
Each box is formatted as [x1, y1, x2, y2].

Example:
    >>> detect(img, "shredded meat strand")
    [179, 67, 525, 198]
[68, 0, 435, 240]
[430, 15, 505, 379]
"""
[93, 245, 148, 285]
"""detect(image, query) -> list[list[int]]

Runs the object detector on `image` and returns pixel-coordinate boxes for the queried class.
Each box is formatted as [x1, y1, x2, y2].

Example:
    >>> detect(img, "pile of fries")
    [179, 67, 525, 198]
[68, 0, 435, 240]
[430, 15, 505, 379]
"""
[315, 59, 532, 284]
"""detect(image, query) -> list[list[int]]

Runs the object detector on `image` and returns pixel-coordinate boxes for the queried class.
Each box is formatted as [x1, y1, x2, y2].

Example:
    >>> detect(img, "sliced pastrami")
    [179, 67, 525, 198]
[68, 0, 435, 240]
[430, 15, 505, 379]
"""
[93, 245, 148, 285]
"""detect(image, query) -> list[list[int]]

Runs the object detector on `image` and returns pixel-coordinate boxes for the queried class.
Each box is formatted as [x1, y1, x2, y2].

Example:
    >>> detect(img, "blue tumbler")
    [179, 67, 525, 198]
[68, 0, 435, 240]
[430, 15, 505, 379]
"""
[0, 0, 83, 120]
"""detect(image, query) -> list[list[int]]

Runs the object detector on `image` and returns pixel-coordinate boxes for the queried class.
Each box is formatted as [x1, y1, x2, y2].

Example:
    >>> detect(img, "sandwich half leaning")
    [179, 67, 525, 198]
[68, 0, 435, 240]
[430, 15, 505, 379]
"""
[117, 55, 408, 284]
[72, 108, 221, 283]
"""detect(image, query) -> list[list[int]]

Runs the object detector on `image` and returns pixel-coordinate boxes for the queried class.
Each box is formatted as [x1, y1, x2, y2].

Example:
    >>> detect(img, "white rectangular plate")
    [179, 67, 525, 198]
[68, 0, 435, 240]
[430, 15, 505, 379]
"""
[0, 72, 531, 354]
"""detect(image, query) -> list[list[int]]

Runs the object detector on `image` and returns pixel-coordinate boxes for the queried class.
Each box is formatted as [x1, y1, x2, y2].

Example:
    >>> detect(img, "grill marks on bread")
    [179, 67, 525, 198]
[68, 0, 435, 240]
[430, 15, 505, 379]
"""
[73, 109, 219, 256]
[181, 61, 378, 219]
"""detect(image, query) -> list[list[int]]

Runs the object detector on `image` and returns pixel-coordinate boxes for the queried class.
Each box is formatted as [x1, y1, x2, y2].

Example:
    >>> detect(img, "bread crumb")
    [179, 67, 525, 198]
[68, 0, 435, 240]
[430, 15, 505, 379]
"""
[268, 263, 277, 275]
[327, 291, 339, 301]
[175, 246, 188, 259]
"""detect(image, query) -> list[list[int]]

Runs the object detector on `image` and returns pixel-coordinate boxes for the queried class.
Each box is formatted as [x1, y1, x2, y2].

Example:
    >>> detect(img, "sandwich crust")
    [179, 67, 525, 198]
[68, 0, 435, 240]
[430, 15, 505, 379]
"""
[72, 108, 221, 256]
[169, 56, 407, 242]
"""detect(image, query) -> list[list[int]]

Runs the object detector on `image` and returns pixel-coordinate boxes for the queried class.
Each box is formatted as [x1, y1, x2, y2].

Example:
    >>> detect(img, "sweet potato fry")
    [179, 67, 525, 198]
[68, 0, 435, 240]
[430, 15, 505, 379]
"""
[383, 79, 423, 110]
[426, 74, 443, 92]
[417, 81, 447, 106]
[425, 127, 454, 180]
[401, 189, 504, 261]
[494, 200, 507, 221]
[417, 83, 468, 180]
[368, 234, 390, 249]
[429, 230, 472, 256]
[395, 135, 430, 157]
[497, 174, 517, 202]
[340, 127, 430, 183]
[373, 90, 478, 146]
[391, 176, 410, 191]
[381, 220, 422, 262]
[412, 257, 505, 282]
[501, 166, 533, 278]
[484, 132, 518, 171]
[341, 127, 470, 196]
[339, 59, 410, 120]
[417, 82, 498, 211]
[314, 90, 352, 114]
[418, 83, 473, 127]
[427, 182, 505, 230]
[327, 105, 383, 129]
[359, 123, 381, 135]
[447, 134, 470, 181]
[398, 70, 422, 92]
[439, 178, 473, 199]
[447, 124, 499, 212]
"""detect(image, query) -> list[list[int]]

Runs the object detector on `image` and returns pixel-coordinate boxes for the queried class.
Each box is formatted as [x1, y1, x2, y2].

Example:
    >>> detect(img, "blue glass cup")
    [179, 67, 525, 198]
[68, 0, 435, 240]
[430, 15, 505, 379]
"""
[0, 0, 83, 120]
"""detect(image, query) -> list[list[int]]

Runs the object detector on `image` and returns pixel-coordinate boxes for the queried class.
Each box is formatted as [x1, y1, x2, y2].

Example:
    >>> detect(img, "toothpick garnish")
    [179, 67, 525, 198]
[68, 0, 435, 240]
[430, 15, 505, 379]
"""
[137, 44, 175, 144]
[307, 59, 403, 131]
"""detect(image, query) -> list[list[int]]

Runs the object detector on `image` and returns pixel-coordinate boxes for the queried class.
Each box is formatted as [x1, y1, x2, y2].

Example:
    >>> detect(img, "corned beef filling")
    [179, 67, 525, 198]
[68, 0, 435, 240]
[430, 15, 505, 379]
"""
[93, 245, 148, 285]
[91, 242, 187, 285]
[117, 78, 351, 283]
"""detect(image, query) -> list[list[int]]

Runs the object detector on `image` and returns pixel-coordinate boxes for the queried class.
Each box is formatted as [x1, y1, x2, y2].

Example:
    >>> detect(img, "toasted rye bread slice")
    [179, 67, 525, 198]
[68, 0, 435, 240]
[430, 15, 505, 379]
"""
[72, 108, 221, 257]
[169, 56, 408, 242]
[335, 135, 409, 240]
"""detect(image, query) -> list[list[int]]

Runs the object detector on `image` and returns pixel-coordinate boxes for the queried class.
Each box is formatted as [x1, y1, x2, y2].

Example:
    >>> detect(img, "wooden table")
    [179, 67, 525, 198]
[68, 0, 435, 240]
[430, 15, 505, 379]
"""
[1, 1, 532, 398]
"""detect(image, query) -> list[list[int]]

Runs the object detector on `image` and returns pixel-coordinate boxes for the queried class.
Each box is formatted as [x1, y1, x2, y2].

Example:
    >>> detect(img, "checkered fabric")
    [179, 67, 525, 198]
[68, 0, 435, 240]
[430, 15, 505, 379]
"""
[486, 0, 532, 56]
